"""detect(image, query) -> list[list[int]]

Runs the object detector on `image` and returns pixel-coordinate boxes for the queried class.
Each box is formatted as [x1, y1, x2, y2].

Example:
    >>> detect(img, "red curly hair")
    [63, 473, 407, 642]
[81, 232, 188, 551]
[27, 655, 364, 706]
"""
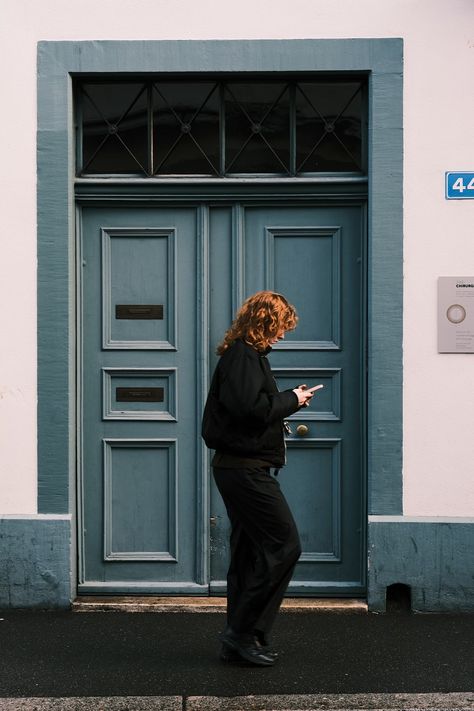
[217, 291, 298, 355]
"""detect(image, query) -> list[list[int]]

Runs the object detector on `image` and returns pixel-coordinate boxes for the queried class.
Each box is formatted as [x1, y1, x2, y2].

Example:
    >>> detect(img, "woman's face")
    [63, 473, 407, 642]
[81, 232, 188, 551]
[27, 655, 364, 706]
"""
[269, 327, 287, 345]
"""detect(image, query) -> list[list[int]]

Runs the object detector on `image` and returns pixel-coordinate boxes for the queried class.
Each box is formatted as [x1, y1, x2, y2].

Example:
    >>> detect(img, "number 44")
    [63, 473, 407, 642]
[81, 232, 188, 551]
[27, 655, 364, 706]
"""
[452, 177, 474, 192]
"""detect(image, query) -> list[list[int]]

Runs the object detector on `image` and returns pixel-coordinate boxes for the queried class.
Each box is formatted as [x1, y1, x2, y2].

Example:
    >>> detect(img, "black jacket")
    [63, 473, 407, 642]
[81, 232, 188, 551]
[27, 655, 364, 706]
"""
[201, 339, 300, 467]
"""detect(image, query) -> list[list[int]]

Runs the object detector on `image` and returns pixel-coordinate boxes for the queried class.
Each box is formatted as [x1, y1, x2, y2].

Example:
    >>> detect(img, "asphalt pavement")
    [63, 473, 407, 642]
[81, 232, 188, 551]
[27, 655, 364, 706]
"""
[0, 609, 473, 708]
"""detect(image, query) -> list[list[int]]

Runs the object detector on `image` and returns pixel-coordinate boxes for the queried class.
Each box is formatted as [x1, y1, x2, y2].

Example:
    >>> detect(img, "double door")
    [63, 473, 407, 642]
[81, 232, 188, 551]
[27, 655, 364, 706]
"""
[78, 198, 365, 595]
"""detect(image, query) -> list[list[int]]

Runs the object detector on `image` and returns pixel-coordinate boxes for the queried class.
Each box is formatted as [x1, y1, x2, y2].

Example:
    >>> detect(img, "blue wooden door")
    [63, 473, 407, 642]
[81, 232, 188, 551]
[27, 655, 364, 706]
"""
[79, 199, 365, 595]
[79, 205, 206, 594]
[209, 202, 365, 596]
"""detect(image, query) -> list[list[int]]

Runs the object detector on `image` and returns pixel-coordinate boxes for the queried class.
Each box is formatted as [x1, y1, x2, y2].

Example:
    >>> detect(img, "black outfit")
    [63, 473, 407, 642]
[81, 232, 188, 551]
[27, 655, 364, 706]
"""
[202, 339, 302, 645]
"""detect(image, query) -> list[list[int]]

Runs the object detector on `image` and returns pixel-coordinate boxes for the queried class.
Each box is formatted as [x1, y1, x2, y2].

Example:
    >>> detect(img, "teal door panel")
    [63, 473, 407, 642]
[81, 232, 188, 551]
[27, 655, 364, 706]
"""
[80, 200, 365, 596]
[80, 206, 204, 593]
[209, 203, 365, 595]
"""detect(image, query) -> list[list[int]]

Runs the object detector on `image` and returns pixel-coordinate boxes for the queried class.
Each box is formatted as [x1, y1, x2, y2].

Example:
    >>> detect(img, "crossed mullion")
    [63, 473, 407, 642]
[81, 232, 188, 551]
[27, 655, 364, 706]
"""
[81, 84, 148, 173]
[81, 83, 147, 137]
[153, 83, 219, 174]
[226, 129, 289, 174]
[296, 83, 363, 172]
[153, 82, 217, 130]
[154, 126, 218, 175]
[297, 82, 362, 130]
[295, 86, 341, 172]
[225, 84, 290, 172]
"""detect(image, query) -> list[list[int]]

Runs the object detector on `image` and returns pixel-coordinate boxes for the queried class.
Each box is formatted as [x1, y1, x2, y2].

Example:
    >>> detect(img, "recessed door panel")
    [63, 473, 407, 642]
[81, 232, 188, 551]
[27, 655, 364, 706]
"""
[103, 439, 177, 561]
[265, 226, 341, 348]
[283, 440, 341, 563]
[102, 228, 176, 349]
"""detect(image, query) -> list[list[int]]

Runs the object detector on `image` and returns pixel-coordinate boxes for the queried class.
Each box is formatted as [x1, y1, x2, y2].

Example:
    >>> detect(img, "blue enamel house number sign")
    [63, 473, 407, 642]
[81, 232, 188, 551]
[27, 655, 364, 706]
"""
[446, 172, 474, 199]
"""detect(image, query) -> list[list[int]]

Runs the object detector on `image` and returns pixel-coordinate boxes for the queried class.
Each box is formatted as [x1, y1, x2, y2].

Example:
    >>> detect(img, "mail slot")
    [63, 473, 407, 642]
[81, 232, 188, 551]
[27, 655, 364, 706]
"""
[116, 387, 164, 402]
[115, 304, 164, 319]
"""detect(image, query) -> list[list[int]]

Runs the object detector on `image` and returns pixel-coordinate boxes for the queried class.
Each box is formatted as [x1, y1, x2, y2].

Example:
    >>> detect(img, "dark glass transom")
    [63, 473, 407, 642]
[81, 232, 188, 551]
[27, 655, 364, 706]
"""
[76, 77, 366, 177]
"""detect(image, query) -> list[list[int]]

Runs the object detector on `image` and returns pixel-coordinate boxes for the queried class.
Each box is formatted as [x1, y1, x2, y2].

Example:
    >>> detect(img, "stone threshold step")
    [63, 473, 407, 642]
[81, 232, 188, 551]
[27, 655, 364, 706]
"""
[73, 596, 367, 613]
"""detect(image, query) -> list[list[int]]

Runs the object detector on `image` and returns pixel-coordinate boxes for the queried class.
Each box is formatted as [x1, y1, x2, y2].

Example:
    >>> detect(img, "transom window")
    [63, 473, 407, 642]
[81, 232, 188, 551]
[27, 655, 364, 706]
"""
[75, 76, 367, 177]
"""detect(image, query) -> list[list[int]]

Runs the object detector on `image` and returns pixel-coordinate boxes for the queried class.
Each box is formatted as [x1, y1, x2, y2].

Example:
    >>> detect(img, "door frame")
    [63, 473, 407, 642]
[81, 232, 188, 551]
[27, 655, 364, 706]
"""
[37, 39, 403, 600]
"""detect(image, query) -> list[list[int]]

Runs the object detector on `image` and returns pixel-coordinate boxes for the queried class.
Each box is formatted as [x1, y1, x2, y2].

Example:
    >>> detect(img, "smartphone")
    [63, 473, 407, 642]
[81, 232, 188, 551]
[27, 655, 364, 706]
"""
[306, 384, 324, 394]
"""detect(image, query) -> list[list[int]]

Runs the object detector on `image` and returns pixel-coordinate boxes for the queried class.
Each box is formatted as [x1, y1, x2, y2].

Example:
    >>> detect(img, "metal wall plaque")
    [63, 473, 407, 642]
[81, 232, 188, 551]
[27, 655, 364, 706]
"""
[438, 277, 474, 353]
[445, 172, 474, 199]
[115, 304, 164, 319]
[116, 387, 164, 402]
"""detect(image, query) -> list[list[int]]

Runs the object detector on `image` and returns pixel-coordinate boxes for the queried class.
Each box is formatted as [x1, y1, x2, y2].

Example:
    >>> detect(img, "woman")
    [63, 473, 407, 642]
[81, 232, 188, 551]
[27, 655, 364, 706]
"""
[202, 291, 319, 666]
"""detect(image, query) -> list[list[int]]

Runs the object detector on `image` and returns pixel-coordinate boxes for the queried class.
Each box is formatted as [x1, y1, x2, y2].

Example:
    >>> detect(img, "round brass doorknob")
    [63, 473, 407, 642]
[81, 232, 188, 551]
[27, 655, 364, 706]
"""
[296, 424, 309, 436]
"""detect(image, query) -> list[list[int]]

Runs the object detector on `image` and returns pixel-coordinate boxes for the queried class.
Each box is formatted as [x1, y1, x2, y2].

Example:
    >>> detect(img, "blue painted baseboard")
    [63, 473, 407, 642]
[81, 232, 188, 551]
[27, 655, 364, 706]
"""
[368, 517, 474, 612]
[0, 516, 72, 609]
[1, 515, 473, 610]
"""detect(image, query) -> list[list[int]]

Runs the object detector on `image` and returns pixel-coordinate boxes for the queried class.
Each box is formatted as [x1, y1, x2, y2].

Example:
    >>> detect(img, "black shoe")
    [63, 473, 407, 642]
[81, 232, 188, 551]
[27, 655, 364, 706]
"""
[221, 631, 275, 667]
[220, 642, 278, 663]
[218, 627, 279, 660]
[254, 631, 278, 659]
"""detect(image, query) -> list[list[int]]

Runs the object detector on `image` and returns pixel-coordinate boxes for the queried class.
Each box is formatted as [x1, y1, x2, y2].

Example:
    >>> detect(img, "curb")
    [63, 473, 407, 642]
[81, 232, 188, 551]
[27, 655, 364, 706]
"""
[186, 693, 474, 710]
[1, 694, 474, 711]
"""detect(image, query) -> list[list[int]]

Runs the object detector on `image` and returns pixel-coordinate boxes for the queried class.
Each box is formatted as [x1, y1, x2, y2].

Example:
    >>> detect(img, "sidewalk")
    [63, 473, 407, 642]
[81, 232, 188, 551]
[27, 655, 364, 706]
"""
[0, 607, 473, 709]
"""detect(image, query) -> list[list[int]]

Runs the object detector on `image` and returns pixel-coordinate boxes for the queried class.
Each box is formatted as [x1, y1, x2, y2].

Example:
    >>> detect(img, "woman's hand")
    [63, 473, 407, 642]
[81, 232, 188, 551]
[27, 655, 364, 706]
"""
[293, 384, 313, 407]
[292, 383, 324, 407]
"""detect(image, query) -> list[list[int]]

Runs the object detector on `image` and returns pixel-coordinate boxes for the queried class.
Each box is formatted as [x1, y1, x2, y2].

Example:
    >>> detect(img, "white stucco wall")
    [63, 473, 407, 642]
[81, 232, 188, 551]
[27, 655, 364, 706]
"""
[0, 0, 473, 515]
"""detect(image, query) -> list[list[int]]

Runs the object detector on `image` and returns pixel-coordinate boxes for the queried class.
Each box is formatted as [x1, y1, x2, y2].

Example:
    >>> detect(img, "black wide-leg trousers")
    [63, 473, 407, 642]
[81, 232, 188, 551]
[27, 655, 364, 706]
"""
[213, 466, 302, 643]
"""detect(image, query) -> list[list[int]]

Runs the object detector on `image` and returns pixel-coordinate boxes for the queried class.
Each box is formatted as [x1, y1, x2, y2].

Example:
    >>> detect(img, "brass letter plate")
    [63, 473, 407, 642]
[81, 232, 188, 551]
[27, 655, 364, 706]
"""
[116, 387, 164, 402]
[115, 305, 164, 319]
